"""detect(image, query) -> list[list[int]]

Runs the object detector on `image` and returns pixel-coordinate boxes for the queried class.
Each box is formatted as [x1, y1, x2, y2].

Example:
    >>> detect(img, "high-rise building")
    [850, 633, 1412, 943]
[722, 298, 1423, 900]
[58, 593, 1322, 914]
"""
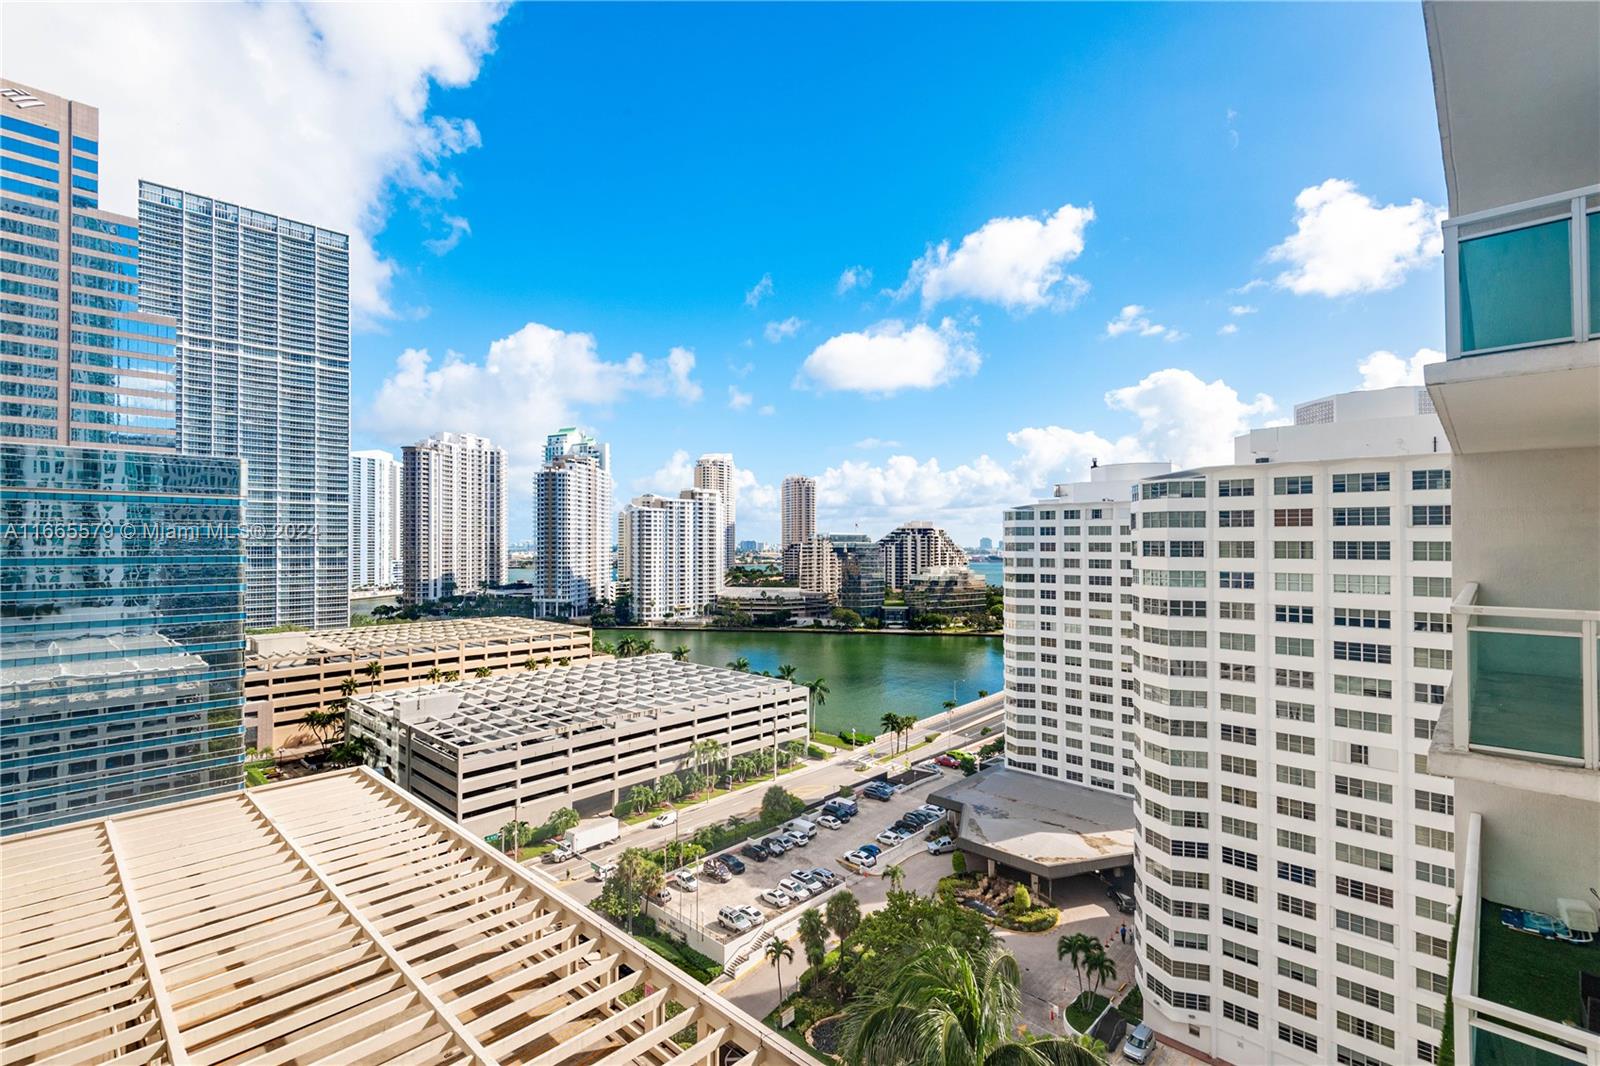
[781, 474, 816, 549]
[878, 520, 967, 590]
[792, 536, 840, 597]
[979, 536, 995, 552]
[830, 533, 886, 617]
[0, 82, 247, 835]
[349, 449, 401, 590]
[1418, 7, 1600, 1066]
[693, 452, 737, 566]
[531, 427, 613, 615]
[402, 432, 507, 603]
[1098, 390, 1458, 1065]
[618, 488, 724, 624]
[1001, 462, 1172, 798]
[137, 179, 350, 630]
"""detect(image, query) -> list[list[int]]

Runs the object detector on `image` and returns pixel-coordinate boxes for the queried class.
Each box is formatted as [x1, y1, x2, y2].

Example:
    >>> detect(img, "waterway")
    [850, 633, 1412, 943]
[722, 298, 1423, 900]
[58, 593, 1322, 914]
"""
[594, 628, 1002, 736]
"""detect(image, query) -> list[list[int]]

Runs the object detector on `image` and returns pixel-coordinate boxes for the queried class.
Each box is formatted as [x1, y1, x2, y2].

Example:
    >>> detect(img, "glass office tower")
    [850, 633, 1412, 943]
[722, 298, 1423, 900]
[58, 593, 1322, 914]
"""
[137, 180, 351, 630]
[0, 80, 247, 834]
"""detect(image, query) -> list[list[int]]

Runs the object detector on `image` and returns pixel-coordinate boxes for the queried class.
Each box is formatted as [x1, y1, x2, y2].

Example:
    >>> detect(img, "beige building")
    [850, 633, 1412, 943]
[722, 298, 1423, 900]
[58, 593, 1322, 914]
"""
[349, 655, 810, 835]
[0, 767, 811, 1066]
[243, 616, 592, 752]
[781, 474, 817, 550]
[904, 564, 988, 616]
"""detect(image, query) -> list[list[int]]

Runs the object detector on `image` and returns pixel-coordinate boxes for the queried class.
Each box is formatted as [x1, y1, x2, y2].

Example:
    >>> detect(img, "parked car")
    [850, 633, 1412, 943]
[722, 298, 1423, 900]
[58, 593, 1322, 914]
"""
[779, 832, 808, 849]
[790, 869, 823, 889]
[652, 887, 672, 905]
[737, 904, 766, 927]
[593, 862, 619, 881]
[816, 814, 844, 830]
[1123, 1024, 1157, 1064]
[778, 877, 813, 901]
[918, 758, 942, 771]
[926, 836, 956, 855]
[762, 836, 789, 855]
[760, 887, 793, 908]
[717, 907, 752, 933]
[918, 804, 945, 817]
[808, 867, 839, 887]
[892, 819, 920, 835]
[720, 853, 746, 875]
[859, 843, 882, 857]
[649, 810, 677, 828]
[740, 842, 770, 862]
[672, 869, 699, 892]
[1111, 889, 1136, 914]
[876, 829, 907, 846]
[844, 850, 876, 868]
[784, 818, 817, 839]
[824, 798, 858, 819]
[960, 898, 999, 918]
[700, 860, 730, 883]
[936, 754, 960, 768]
[543, 846, 574, 864]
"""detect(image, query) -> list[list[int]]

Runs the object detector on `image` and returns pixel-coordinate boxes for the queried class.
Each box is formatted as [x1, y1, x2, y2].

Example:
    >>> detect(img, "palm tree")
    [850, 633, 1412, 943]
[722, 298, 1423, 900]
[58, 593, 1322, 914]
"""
[884, 864, 906, 892]
[1083, 948, 1117, 1002]
[365, 660, 384, 691]
[797, 909, 829, 969]
[1056, 933, 1098, 1000]
[627, 783, 658, 815]
[727, 656, 751, 672]
[765, 937, 795, 1003]
[339, 675, 360, 699]
[824, 890, 861, 947]
[943, 698, 958, 711]
[842, 942, 1103, 1066]
[426, 666, 442, 684]
[806, 677, 829, 708]
[523, 655, 545, 671]
[442, 669, 460, 682]
[473, 665, 492, 679]
[658, 773, 685, 805]
[777, 663, 798, 682]
[880, 712, 899, 753]
[671, 644, 690, 662]
[896, 713, 917, 752]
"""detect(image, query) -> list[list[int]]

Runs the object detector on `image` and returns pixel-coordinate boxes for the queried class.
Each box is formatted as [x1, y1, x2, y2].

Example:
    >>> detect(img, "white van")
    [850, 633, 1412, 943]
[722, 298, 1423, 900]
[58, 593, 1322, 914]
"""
[784, 818, 817, 839]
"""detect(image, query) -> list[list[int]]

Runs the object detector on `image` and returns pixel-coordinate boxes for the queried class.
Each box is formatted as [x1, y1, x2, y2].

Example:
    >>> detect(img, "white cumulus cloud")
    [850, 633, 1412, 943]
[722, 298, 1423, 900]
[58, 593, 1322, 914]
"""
[364, 321, 701, 474]
[2, 2, 507, 325]
[900, 203, 1094, 312]
[1217, 323, 1239, 336]
[798, 318, 979, 395]
[837, 265, 873, 295]
[1105, 305, 1184, 342]
[764, 317, 805, 343]
[1357, 347, 1444, 390]
[1228, 305, 1257, 316]
[1268, 179, 1445, 297]
[728, 385, 753, 410]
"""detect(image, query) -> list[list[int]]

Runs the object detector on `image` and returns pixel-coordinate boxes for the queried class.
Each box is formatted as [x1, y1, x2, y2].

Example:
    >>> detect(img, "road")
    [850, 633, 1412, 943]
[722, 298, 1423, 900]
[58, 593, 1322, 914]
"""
[551, 692, 1004, 905]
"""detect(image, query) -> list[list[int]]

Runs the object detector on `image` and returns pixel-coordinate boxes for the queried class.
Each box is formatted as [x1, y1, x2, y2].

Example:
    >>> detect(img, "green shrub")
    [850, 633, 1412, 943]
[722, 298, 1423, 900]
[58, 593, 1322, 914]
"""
[1116, 985, 1144, 1024]
[806, 744, 827, 759]
[951, 851, 966, 876]
[998, 906, 1059, 932]
[837, 785, 854, 799]
[1011, 885, 1031, 912]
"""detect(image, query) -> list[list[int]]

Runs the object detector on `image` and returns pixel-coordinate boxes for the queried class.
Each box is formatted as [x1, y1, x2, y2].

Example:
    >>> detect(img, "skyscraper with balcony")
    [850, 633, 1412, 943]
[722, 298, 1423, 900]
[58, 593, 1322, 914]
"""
[1418, 6, 1600, 1065]
[402, 432, 507, 603]
[1119, 389, 1458, 1066]
[530, 427, 613, 615]
[136, 179, 350, 630]
[781, 475, 816, 550]
[693, 452, 737, 565]
[618, 489, 724, 624]
[878, 521, 967, 591]
[349, 449, 401, 590]
[0, 82, 246, 834]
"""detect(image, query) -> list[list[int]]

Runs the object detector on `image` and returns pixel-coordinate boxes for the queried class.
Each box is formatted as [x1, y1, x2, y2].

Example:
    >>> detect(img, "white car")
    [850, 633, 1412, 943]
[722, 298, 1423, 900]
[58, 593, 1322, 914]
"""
[918, 805, 945, 817]
[738, 904, 766, 927]
[717, 906, 752, 933]
[760, 887, 793, 908]
[876, 828, 908, 846]
[652, 887, 673, 904]
[594, 862, 619, 881]
[778, 877, 812, 901]
[649, 811, 677, 828]
[844, 850, 876, 868]
[926, 836, 956, 855]
[791, 868, 823, 889]
[816, 814, 843, 830]
[672, 869, 698, 891]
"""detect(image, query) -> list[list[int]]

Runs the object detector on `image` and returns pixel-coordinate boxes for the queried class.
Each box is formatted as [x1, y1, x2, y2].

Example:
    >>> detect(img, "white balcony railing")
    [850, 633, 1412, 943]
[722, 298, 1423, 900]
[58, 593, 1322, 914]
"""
[1443, 185, 1600, 359]
[1452, 812, 1600, 1066]
[1451, 582, 1600, 769]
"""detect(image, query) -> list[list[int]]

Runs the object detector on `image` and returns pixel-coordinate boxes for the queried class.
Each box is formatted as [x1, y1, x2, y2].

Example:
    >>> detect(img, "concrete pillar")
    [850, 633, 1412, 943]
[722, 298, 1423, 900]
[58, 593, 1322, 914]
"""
[1030, 872, 1040, 895]
[987, 857, 996, 876]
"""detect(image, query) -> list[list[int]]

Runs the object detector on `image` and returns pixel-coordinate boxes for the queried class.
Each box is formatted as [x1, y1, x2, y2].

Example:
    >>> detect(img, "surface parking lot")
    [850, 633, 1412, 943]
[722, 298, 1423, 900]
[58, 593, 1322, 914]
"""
[654, 771, 956, 943]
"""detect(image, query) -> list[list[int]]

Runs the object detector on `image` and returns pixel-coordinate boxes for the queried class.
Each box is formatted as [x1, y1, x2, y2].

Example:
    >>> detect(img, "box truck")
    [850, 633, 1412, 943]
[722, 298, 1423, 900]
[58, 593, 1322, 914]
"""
[563, 817, 620, 853]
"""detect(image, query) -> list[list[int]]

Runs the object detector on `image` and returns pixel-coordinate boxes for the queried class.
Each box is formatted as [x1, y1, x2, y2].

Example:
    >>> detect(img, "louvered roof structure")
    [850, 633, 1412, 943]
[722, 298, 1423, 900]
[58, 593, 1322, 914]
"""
[0, 768, 811, 1066]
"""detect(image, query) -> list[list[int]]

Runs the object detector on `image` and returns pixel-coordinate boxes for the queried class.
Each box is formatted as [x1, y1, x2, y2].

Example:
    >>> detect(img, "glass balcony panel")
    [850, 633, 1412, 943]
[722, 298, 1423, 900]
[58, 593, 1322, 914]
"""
[1459, 218, 1573, 353]
[1467, 629, 1583, 759]
[1588, 210, 1599, 338]
[1472, 1026, 1581, 1066]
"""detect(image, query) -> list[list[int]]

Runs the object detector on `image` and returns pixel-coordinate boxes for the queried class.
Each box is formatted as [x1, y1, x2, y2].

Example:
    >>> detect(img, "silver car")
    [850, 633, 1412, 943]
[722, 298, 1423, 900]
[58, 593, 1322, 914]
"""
[1123, 1024, 1156, 1064]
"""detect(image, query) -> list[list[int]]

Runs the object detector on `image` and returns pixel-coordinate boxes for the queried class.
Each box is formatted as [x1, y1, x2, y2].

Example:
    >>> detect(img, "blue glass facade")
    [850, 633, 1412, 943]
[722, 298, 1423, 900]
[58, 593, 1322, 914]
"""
[0, 439, 245, 834]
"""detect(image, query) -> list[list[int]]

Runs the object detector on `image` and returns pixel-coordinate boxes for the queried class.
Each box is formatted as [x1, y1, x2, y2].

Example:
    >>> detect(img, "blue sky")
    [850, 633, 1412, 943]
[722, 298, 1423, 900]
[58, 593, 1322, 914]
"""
[12, 2, 1451, 544]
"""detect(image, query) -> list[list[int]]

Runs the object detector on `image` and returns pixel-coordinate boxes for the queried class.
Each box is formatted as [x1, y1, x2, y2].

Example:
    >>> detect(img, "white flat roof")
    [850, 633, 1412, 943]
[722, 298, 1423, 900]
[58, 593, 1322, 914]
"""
[931, 766, 1137, 879]
[247, 616, 587, 665]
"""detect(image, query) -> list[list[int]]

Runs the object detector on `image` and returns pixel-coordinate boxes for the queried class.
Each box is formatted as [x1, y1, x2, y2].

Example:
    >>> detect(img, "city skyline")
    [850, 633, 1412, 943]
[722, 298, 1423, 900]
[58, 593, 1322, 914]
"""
[5, 3, 1449, 543]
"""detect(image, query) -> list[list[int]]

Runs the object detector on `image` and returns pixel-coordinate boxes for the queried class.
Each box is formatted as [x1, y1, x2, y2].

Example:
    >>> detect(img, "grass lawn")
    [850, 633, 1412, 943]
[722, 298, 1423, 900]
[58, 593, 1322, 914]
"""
[1065, 991, 1109, 1034]
[514, 842, 558, 861]
[633, 928, 722, 984]
[1478, 898, 1595, 1026]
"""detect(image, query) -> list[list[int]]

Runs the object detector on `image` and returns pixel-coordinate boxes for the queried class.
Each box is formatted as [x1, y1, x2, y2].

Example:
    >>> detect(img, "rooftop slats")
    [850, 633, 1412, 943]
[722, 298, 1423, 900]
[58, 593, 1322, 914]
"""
[0, 768, 810, 1066]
